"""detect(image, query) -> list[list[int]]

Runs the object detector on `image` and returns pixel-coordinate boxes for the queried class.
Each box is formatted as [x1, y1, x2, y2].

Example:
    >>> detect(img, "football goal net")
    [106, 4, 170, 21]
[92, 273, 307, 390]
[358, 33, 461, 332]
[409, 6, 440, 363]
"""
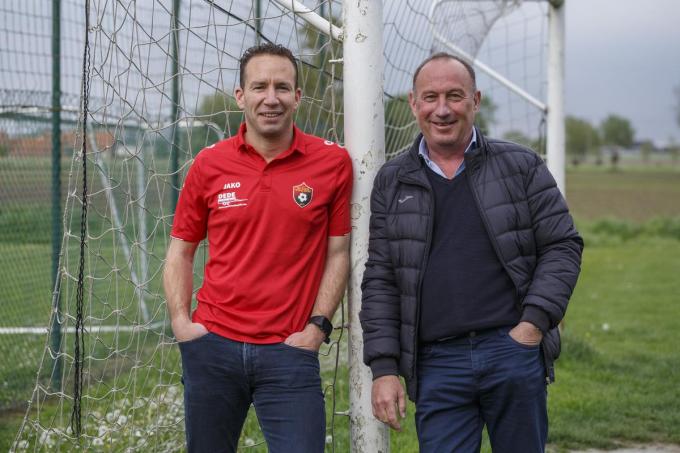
[1, 1, 560, 451]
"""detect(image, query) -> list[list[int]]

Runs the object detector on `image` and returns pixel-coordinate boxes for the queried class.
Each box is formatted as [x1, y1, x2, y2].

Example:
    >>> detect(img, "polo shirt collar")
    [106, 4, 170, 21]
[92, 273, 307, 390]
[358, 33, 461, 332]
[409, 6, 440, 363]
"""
[235, 123, 307, 158]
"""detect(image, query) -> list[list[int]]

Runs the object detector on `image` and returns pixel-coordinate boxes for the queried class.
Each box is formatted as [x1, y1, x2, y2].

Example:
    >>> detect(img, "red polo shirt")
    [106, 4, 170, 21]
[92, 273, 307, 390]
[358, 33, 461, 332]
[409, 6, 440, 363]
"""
[171, 124, 353, 343]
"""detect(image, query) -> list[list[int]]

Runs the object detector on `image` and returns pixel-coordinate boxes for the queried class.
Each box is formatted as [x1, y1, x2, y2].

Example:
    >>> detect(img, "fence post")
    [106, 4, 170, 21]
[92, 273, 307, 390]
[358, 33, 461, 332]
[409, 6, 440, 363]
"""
[170, 0, 181, 213]
[343, 0, 390, 451]
[50, 0, 63, 390]
[256, 0, 262, 44]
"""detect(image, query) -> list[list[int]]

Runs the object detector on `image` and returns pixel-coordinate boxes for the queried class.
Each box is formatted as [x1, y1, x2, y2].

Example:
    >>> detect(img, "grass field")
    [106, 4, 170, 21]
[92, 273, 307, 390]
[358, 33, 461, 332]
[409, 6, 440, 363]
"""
[566, 166, 680, 222]
[1, 162, 679, 451]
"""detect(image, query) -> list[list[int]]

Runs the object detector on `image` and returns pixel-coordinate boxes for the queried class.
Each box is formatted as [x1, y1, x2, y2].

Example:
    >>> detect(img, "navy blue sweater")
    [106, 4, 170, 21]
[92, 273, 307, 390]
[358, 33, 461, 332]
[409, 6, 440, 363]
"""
[419, 166, 519, 342]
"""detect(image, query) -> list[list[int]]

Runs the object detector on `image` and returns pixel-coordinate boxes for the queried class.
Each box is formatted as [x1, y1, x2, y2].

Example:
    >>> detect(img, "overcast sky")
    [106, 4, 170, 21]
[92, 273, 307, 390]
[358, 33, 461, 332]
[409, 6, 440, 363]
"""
[565, 0, 680, 144]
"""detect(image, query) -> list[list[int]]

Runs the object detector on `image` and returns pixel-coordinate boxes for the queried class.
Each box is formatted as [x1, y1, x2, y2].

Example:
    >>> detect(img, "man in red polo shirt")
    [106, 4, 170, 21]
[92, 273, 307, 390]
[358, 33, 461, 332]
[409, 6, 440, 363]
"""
[163, 43, 352, 453]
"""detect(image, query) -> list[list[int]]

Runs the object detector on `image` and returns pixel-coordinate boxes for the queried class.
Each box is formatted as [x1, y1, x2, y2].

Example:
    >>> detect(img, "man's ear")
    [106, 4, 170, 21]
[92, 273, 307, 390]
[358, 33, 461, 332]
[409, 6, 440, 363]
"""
[294, 87, 302, 109]
[408, 91, 417, 117]
[234, 86, 245, 110]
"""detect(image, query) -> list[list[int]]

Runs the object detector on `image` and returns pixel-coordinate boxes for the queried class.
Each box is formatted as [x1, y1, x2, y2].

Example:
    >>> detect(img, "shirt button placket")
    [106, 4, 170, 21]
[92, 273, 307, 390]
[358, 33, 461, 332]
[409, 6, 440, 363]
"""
[261, 168, 272, 192]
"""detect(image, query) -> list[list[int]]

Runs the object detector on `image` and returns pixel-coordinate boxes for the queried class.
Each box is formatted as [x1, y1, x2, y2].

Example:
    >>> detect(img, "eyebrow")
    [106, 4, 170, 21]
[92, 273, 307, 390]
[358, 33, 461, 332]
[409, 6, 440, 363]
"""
[421, 88, 465, 96]
[248, 79, 293, 89]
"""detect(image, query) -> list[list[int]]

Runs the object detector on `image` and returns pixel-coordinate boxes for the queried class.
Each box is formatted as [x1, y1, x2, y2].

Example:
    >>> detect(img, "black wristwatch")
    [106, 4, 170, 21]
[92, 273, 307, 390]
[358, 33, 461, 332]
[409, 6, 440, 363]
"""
[308, 316, 333, 344]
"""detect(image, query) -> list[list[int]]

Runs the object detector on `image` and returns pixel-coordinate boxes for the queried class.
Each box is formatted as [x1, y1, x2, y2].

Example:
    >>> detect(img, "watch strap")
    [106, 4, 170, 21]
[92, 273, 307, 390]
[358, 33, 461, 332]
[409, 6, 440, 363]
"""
[308, 315, 332, 344]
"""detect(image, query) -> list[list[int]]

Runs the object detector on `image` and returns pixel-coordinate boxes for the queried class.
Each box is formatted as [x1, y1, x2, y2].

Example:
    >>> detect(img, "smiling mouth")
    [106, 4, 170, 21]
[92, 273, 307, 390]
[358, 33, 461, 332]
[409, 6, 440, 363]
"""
[260, 112, 283, 118]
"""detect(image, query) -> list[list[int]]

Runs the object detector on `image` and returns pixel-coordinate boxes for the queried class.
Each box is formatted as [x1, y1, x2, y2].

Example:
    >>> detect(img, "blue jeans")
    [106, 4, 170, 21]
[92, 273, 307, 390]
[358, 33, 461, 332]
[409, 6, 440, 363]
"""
[416, 327, 548, 453]
[179, 332, 325, 453]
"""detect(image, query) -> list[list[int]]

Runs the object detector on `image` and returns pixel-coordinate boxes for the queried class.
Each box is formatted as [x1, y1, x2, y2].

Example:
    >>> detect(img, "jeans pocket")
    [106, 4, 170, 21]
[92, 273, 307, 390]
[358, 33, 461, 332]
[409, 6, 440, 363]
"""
[504, 331, 540, 350]
[177, 332, 211, 347]
[279, 342, 319, 358]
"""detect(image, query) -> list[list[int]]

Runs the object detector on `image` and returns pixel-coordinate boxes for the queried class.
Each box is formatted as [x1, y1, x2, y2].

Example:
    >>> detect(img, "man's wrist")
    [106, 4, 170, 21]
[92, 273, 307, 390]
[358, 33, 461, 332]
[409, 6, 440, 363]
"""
[171, 316, 191, 326]
[170, 316, 193, 332]
[520, 306, 550, 333]
[369, 357, 399, 379]
[308, 315, 333, 344]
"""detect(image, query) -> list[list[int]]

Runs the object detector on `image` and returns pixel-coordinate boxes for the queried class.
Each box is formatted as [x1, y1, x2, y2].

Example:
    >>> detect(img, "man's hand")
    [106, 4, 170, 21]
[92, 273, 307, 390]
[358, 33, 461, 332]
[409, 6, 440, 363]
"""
[172, 319, 208, 343]
[371, 375, 406, 431]
[509, 321, 543, 346]
[284, 323, 325, 352]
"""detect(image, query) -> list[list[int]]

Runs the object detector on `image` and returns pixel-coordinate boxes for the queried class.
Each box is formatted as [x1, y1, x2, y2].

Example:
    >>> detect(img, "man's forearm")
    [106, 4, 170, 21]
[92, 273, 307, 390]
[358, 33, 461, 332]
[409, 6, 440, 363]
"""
[163, 239, 198, 328]
[284, 235, 350, 349]
[311, 235, 350, 319]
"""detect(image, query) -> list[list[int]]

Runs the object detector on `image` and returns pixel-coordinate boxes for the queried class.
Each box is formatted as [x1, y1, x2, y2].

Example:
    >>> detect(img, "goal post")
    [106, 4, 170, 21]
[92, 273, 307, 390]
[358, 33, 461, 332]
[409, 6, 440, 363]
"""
[341, 1, 391, 451]
[547, 0, 566, 194]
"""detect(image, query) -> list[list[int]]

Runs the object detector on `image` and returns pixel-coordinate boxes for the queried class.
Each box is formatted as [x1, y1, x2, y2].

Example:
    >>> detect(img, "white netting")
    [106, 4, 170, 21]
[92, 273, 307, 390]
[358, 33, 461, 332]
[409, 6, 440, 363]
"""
[4, 1, 549, 451]
[383, 0, 548, 158]
[11, 1, 346, 451]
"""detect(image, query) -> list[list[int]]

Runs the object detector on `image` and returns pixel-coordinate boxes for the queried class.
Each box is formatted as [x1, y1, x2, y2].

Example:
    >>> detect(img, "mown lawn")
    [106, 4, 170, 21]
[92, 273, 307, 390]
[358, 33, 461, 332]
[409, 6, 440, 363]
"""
[566, 166, 680, 222]
[547, 237, 680, 451]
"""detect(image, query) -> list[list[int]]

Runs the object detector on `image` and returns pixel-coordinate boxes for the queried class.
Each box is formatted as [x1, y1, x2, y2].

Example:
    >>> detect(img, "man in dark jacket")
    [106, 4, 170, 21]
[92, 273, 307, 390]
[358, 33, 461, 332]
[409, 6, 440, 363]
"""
[360, 53, 583, 452]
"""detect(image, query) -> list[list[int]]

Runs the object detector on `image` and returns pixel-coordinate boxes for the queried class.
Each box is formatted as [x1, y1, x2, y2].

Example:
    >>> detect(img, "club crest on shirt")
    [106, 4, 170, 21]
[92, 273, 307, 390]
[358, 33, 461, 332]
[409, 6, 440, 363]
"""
[292, 182, 313, 208]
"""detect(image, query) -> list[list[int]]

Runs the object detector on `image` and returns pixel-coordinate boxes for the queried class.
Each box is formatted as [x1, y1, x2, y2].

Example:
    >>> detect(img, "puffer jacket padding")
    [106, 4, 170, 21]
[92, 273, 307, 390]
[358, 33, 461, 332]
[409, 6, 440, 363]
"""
[360, 130, 583, 400]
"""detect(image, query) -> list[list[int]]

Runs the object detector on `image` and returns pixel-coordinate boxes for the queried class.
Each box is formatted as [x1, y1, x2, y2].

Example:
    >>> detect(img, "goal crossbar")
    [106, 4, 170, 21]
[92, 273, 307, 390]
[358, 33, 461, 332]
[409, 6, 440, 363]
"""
[272, 0, 343, 41]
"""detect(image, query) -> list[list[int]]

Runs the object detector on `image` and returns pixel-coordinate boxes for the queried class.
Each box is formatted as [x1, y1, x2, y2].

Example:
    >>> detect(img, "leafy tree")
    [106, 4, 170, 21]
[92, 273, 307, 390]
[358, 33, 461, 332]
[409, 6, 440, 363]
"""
[502, 130, 538, 151]
[601, 114, 634, 170]
[566, 116, 600, 164]
[475, 95, 497, 136]
[600, 114, 634, 148]
[196, 90, 243, 137]
[384, 94, 418, 157]
[190, 91, 243, 156]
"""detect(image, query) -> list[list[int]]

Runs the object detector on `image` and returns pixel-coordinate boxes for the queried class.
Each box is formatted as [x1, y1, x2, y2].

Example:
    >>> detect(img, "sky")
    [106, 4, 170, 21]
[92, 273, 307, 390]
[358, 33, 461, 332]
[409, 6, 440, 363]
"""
[565, 0, 680, 145]
[2, 0, 678, 145]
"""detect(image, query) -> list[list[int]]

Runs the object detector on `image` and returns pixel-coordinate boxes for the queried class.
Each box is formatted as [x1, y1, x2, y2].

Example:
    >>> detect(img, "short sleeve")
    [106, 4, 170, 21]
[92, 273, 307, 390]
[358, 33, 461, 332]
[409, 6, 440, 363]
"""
[170, 157, 208, 242]
[327, 150, 353, 236]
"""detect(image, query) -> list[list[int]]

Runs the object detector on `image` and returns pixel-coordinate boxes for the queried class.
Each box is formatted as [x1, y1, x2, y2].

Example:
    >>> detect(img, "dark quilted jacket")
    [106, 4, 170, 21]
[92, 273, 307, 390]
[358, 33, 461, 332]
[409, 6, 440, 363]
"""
[360, 130, 584, 400]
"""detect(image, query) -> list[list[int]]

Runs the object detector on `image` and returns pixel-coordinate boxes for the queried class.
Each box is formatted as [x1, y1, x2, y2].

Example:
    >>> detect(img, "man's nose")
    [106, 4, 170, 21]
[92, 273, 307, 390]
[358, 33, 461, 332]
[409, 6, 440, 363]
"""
[434, 97, 451, 116]
[264, 86, 278, 104]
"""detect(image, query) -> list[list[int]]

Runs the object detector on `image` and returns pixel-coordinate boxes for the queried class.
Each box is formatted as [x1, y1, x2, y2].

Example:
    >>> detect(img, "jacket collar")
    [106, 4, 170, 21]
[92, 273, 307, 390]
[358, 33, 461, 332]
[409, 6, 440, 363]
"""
[399, 127, 488, 183]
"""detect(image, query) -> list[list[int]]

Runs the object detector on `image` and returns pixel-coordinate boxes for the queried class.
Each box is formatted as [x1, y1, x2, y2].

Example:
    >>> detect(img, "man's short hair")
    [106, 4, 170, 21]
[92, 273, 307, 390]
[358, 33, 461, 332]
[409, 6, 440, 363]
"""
[412, 52, 477, 92]
[239, 43, 299, 88]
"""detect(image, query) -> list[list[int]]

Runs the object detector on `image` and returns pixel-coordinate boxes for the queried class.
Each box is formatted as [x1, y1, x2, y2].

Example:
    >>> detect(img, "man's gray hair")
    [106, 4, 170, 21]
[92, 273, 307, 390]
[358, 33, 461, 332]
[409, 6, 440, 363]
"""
[412, 52, 477, 91]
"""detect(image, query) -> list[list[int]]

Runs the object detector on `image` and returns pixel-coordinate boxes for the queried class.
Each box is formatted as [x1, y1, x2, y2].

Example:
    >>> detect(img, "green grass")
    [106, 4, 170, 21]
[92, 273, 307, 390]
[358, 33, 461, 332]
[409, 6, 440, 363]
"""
[2, 163, 680, 451]
[547, 237, 680, 450]
[566, 166, 680, 222]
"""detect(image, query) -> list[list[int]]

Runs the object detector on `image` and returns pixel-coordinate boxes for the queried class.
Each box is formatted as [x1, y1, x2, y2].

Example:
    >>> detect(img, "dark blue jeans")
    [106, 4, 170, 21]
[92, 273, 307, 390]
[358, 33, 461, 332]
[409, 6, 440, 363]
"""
[416, 327, 548, 453]
[179, 332, 325, 453]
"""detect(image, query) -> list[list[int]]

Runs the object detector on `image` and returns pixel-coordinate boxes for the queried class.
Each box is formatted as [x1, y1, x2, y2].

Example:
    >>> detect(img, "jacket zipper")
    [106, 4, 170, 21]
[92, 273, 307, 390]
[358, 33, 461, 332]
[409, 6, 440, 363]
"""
[465, 161, 523, 306]
[398, 171, 435, 381]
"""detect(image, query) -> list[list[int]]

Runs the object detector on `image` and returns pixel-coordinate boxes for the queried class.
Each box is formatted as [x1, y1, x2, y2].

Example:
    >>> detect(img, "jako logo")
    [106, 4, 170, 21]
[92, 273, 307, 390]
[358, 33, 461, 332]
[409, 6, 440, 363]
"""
[223, 182, 241, 189]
